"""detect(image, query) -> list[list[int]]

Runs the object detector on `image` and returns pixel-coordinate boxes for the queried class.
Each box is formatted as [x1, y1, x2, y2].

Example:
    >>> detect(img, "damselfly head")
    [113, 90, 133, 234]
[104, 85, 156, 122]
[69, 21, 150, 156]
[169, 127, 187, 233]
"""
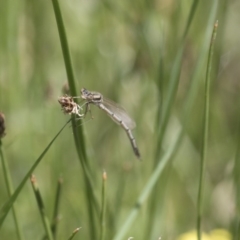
[81, 88, 89, 100]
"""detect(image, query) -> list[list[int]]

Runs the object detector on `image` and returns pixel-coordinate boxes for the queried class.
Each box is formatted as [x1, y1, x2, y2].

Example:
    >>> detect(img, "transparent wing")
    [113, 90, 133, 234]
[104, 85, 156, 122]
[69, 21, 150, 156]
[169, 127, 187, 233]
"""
[102, 97, 136, 129]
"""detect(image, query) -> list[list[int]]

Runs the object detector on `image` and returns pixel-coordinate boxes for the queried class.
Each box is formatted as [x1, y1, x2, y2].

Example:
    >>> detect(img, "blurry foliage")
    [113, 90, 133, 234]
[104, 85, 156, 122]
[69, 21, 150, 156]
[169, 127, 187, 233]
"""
[0, 0, 239, 239]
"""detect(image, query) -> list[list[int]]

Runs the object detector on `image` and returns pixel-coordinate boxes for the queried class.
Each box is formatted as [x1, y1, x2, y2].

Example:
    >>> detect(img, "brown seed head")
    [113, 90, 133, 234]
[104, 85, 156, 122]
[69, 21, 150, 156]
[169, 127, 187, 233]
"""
[58, 95, 83, 117]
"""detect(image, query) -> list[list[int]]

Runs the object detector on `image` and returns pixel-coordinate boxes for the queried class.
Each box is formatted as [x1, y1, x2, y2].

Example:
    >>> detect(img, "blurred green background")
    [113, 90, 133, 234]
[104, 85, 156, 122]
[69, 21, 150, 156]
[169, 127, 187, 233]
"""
[0, 0, 239, 239]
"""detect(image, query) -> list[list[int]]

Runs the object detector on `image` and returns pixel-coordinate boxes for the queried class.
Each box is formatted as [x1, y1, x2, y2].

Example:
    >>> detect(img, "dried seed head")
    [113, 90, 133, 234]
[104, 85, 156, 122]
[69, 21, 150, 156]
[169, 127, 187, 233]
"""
[58, 95, 83, 117]
[0, 112, 6, 138]
[102, 170, 107, 180]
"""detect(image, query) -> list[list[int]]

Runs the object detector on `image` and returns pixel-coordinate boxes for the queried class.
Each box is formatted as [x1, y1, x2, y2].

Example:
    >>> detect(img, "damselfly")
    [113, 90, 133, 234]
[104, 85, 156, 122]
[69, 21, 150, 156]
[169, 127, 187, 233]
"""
[81, 88, 140, 159]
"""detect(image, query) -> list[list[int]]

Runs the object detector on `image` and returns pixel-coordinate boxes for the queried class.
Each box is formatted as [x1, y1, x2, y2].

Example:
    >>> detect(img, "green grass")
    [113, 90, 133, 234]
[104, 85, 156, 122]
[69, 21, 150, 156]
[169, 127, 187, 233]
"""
[0, 0, 239, 239]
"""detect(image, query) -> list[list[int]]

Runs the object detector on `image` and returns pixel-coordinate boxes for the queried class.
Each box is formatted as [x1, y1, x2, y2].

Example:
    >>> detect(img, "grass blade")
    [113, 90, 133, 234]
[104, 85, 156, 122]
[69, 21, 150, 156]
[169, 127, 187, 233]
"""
[146, 1, 202, 237]
[0, 120, 70, 228]
[67, 227, 81, 240]
[154, 0, 200, 162]
[30, 175, 53, 240]
[182, 0, 200, 41]
[196, 20, 218, 240]
[0, 143, 24, 240]
[113, 130, 183, 240]
[234, 103, 240, 239]
[51, 177, 63, 239]
[234, 117, 240, 239]
[51, 1, 100, 238]
[100, 171, 107, 240]
[50, 0, 86, 160]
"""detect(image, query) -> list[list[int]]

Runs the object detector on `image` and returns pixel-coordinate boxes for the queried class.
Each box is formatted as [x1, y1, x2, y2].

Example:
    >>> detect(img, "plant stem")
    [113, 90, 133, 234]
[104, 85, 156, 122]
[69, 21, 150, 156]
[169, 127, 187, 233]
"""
[196, 20, 218, 240]
[0, 143, 24, 240]
[30, 175, 53, 240]
[100, 171, 107, 240]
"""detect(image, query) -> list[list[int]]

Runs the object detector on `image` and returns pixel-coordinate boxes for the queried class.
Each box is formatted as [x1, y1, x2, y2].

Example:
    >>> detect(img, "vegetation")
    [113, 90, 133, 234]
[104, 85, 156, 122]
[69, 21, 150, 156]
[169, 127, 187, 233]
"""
[0, 0, 238, 239]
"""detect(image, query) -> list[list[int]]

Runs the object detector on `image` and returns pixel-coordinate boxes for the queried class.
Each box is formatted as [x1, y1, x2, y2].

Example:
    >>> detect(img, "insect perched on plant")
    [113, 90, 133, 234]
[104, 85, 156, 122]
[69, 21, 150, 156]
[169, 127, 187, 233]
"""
[58, 88, 140, 159]
[80, 88, 140, 159]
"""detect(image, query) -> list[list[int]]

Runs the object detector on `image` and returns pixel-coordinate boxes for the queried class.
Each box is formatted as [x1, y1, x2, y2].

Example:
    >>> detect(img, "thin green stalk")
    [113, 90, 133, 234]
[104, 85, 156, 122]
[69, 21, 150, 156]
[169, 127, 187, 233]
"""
[233, 92, 240, 239]
[154, 26, 164, 127]
[108, 168, 129, 238]
[182, 0, 200, 41]
[30, 175, 53, 240]
[0, 120, 70, 227]
[145, 49, 183, 240]
[235, 218, 240, 240]
[182, 0, 218, 122]
[50, 0, 86, 163]
[100, 171, 107, 240]
[154, 46, 183, 161]
[67, 227, 81, 240]
[0, 142, 24, 240]
[232, 0, 239, 229]
[196, 20, 218, 240]
[146, 2, 201, 237]
[50, 0, 99, 238]
[113, 129, 183, 240]
[154, 0, 200, 163]
[51, 177, 63, 239]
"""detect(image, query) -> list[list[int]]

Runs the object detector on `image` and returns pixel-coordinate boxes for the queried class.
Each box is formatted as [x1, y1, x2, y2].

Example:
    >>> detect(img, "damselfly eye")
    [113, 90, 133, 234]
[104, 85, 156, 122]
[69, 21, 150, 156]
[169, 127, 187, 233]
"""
[81, 88, 86, 94]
